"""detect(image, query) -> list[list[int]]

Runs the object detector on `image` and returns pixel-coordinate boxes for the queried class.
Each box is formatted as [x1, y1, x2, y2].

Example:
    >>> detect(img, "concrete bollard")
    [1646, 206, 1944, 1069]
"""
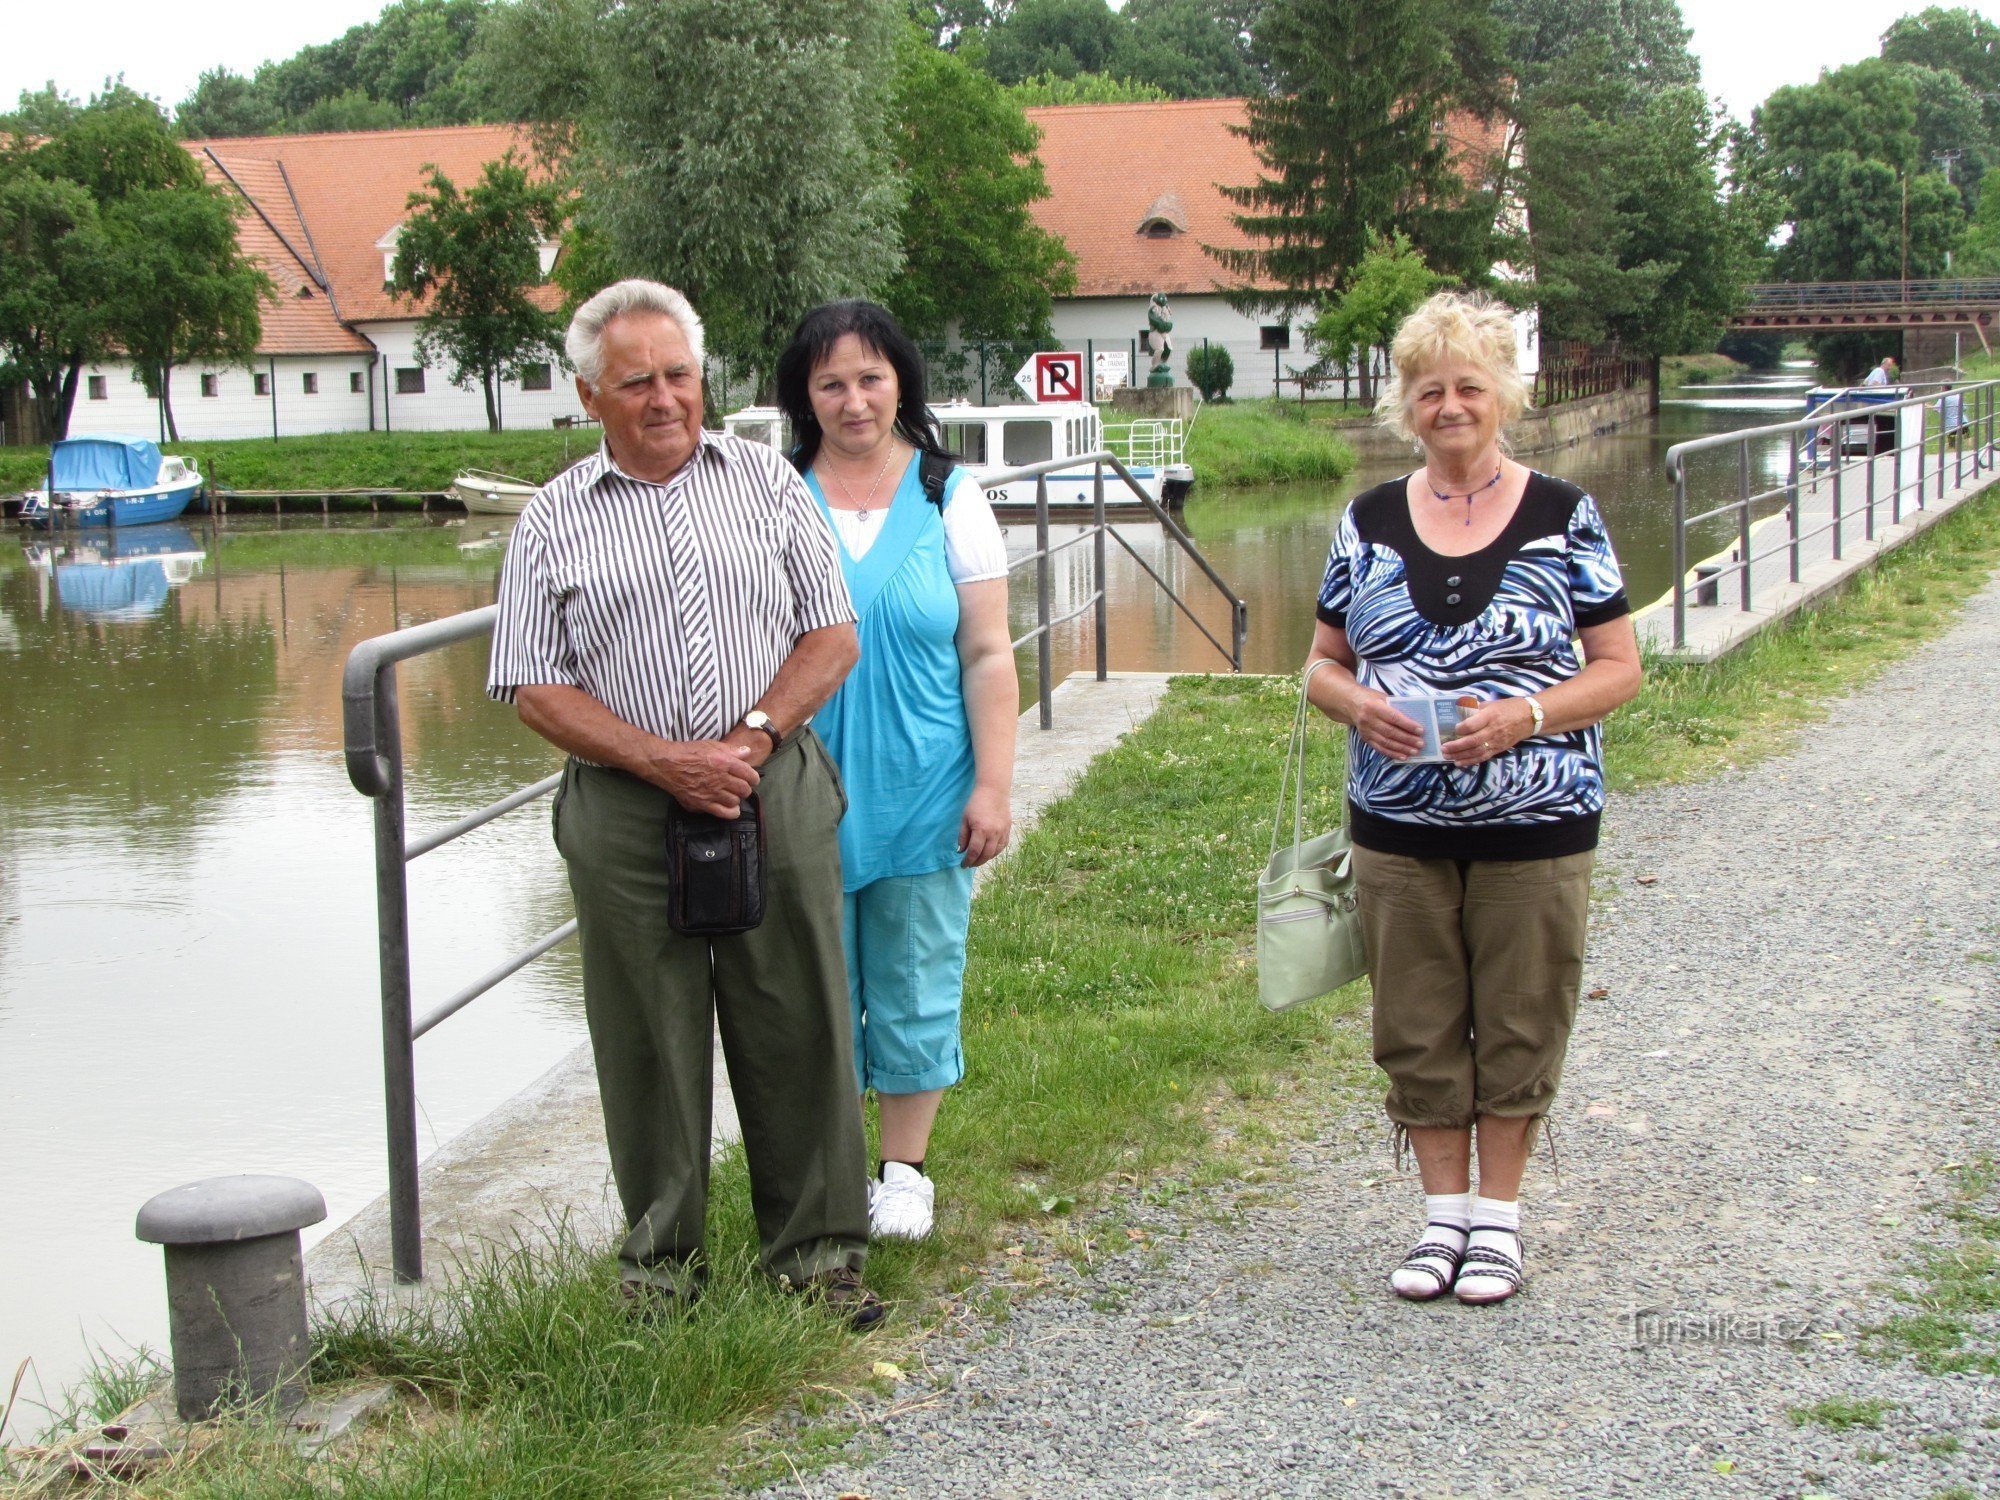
[1694, 563, 1723, 607]
[135, 1175, 327, 1420]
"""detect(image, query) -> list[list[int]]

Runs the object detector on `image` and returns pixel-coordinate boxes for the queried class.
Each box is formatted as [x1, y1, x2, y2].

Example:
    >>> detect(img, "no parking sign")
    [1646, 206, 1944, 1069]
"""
[1011, 351, 1086, 403]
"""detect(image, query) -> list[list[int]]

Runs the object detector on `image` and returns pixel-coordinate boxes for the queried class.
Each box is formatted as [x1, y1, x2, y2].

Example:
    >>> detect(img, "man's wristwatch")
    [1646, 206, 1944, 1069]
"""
[741, 710, 783, 753]
[1523, 696, 1546, 735]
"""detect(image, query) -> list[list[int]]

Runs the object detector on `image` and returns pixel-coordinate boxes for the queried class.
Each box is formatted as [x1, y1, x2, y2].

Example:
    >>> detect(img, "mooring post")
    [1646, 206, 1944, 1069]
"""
[135, 1176, 326, 1421]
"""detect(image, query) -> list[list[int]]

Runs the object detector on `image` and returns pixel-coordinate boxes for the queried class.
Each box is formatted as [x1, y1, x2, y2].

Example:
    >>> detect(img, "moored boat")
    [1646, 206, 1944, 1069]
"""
[18, 436, 203, 529]
[450, 469, 538, 515]
[721, 400, 1195, 512]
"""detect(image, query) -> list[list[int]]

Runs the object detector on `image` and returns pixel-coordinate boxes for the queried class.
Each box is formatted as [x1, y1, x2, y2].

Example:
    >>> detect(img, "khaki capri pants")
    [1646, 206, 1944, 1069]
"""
[1354, 845, 1594, 1133]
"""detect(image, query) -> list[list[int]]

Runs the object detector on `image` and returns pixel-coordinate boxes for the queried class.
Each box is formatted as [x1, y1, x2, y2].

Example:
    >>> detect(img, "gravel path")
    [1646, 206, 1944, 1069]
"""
[773, 576, 2000, 1500]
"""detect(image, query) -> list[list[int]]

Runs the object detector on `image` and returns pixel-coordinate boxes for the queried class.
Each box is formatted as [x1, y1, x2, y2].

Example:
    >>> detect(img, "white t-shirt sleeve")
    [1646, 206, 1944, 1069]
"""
[941, 468, 1009, 584]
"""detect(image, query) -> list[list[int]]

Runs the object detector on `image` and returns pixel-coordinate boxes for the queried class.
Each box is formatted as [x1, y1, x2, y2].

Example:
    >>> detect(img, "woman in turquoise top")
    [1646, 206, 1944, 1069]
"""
[775, 301, 1018, 1242]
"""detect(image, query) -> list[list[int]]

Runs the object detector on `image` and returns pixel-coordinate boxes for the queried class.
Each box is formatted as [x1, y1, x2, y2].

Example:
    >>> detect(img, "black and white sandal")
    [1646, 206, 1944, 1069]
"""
[1453, 1228, 1524, 1306]
[1389, 1223, 1467, 1302]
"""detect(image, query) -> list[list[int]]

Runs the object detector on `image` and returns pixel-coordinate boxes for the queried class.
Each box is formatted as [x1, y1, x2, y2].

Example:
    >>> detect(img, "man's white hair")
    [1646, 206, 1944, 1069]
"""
[566, 279, 705, 388]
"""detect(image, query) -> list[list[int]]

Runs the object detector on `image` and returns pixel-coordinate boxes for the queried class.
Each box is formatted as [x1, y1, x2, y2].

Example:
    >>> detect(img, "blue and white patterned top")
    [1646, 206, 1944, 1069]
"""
[1316, 472, 1630, 860]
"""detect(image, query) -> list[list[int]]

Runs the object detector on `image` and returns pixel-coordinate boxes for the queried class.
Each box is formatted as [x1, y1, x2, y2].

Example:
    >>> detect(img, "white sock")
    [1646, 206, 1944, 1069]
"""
[1458, 1194, 1524, 1300]
[1389, 1192, 1472, 1299]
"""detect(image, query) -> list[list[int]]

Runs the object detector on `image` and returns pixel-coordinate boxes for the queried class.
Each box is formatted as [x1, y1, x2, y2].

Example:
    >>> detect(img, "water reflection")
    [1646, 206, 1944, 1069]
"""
[23, 524, 208, 621]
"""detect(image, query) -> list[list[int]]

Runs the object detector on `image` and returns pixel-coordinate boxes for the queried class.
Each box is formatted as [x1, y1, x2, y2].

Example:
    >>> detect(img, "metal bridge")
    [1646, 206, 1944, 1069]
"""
[1730, 279, 2000, 350]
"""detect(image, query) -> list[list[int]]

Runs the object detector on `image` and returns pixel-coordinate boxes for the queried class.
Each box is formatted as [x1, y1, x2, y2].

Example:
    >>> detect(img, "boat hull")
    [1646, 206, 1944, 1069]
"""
[972, 463, 1192, 512]
[20, 476, 202, 529]
[451, 477, 535, 515]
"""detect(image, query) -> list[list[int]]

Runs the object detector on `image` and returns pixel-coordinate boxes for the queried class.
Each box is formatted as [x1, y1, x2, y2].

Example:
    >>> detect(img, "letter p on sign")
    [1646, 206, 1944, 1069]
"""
[1014, 351, 1085, 404]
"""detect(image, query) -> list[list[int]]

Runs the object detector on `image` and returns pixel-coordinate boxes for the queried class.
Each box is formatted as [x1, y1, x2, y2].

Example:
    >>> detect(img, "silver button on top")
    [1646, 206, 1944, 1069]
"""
[1447, 575, 1462, 586]
[1446, 592, 1462, 605]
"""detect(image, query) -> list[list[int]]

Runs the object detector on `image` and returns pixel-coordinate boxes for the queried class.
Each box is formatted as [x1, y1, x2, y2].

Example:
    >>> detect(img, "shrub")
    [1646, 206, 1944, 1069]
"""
[1187, 343, 1234, 401]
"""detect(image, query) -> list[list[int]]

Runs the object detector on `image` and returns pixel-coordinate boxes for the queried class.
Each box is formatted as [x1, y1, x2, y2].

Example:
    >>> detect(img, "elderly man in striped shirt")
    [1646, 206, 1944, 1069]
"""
[487, 279, 881, 1327]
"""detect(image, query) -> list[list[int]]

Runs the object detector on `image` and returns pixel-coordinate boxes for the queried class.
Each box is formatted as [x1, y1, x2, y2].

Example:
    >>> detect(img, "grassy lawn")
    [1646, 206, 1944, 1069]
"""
[16, 483, 2000, 1494]
[1661, 352, 1749, 387]
[0, 429, 600, 497]
[1182, 398, 1359, 487]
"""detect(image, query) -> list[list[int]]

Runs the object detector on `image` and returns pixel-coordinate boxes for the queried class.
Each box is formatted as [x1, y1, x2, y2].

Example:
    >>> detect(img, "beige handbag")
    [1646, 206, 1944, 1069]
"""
[1257, 662, 1367, 1011]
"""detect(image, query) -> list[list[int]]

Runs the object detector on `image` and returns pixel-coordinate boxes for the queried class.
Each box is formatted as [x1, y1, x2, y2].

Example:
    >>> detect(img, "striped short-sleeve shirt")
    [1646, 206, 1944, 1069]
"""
[486, 433, 856, 743]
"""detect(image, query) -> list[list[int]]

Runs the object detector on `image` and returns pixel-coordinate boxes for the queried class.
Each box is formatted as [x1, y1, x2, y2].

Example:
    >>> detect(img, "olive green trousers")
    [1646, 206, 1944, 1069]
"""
[554, 731, 868, 1287]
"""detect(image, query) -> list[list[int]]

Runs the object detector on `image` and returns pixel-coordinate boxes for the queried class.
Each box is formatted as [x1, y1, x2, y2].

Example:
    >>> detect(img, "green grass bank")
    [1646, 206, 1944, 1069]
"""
[1180, 398, 1359, 488]
[0, 429, 598, 498]
[16, 482, 2000, 1494]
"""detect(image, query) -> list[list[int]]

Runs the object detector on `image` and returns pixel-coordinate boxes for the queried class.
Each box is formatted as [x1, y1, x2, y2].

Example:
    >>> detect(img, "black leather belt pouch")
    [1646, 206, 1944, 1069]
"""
[665, 793, 766, 935]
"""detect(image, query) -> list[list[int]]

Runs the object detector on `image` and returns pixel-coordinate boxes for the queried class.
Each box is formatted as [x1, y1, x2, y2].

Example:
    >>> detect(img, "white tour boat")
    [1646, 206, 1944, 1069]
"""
[721, 400, 1194, 511]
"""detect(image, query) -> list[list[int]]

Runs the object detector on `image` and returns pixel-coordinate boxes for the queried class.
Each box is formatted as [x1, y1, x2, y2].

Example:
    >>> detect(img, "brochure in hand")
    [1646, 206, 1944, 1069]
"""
[1389, 695, 1481, 763]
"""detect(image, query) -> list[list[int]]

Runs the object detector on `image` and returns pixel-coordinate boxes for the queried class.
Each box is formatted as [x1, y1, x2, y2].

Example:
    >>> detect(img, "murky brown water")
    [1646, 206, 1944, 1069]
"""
[0, 384, 1797, 1429]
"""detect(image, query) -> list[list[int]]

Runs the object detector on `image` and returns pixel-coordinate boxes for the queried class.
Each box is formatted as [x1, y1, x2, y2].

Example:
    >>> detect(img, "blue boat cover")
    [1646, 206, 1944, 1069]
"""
[51, 435, 163, 490]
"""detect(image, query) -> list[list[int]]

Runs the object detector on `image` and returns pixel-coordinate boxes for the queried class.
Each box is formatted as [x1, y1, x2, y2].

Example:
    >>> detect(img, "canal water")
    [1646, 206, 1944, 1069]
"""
[0, 377, 1803, 1432]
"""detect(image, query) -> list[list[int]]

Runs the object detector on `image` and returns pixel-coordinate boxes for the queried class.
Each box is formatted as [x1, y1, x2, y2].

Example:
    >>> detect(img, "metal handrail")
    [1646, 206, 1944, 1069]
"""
[341, 446, 1245, 1281]
[1662, 379, 2000, 649]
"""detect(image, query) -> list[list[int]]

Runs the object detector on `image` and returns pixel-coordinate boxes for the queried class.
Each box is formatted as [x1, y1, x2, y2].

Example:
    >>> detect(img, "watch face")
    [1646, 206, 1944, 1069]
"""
[746, 711, 770, 729]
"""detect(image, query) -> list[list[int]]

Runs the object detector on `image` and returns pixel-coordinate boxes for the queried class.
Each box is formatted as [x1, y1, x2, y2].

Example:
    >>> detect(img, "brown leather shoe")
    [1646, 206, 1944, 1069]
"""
[796, 1266, 887, 1332]
[618, 1276, 701, 1323]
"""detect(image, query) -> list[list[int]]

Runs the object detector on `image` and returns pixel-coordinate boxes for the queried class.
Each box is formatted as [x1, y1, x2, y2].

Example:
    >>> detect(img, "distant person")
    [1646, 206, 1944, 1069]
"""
[1303, 291, 1643, 1305]
[1864, 356, 1897, 386]
[487, 279, 885, 1328]
[774, 301, 1018, 1242]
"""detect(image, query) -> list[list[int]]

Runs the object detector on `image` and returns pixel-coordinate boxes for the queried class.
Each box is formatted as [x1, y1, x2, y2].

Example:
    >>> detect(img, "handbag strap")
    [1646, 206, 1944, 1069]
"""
[1271, 659, 1347, 861]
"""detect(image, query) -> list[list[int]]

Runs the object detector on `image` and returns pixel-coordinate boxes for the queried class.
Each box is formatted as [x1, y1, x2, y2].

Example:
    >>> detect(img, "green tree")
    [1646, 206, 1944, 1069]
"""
[1113, 0, 1265, 98]
[884, 32, 1075, 345]
[482, 0, 906, 381]
[1306, 232, 1443, 400]
[175, 69, 282, 138]
[1005, 71, 1168, 106]
[108, 184, 269, 439]
[1491, 0, 1697, 94]
[980, 0, 1124, 83]
[1213, 0, 1504, 315]
[1, 84, 82, 139]
[0, 166, 115, 439]
[388, 153, 566, 431]
[1954, 164, 2000, 272]
[1899, 61, 1992, 210]
[1186, 341, 1234, 400]
[1882, 7, 2000, 138]
[1753, 59, 1922, 185]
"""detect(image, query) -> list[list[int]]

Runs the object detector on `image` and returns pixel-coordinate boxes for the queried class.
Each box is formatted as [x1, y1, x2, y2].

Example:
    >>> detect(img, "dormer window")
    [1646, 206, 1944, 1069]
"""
[376, 222, 403, 282]
[536, 238, 559, 278]
[1135, 190, 1189, 240]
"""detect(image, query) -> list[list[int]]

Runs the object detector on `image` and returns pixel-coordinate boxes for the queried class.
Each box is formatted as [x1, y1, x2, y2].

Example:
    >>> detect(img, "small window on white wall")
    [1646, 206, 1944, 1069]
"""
[520, 362, 552, 391]
[87, 375, 107, 400]
[1260, 326, 1291, 351]
[350, 371, 364, 394]
[254, 372, 271, 396]
[303, 372, 319, 395]
[396, 368, 425, 395]
[201, 374, 219, 398]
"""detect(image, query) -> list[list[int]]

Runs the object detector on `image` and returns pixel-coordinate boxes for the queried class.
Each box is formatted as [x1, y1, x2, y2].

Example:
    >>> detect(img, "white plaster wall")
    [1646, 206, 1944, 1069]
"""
[362, 321, 590, 433]
[67, 356, 375, 441]
[1044, 294, 1316, 400]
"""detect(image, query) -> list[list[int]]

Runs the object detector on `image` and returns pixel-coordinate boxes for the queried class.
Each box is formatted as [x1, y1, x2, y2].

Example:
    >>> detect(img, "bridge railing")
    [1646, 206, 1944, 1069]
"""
[1741, 278, 2000, 311]
[1661, 380, 2000, 650]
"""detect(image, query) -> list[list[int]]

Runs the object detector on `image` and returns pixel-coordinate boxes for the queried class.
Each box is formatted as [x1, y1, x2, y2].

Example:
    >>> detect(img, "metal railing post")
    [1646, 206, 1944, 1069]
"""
[1893, 416, 1905, 526]
[366, 664, 423, 1285]
[1035, 473, 1053, 729]
[1788, 430, 1802, 584]
[1865, 425, 1876, 542]
[1736, 441, 1752, 611]
[1671, 455, 1688, 649]
[1092, 461, 1108, 682]
[1830, 419, 1844, 561]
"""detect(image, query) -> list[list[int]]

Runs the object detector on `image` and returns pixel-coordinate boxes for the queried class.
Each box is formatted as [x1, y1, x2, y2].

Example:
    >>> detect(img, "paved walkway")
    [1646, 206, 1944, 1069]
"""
[1635, 429, 1997, 660]
[786, 576, 2000, 1498]
[305, 672, 1176, 1311]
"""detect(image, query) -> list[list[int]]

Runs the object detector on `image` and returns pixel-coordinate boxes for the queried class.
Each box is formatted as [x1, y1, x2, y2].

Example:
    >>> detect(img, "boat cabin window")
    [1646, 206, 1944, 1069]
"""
[520, 362, 552, 391]
[1003, 420, 1054, 466]
[732, 418, 781, 448]
[87, 375, 107, 401]
[942, 422, 988, 464]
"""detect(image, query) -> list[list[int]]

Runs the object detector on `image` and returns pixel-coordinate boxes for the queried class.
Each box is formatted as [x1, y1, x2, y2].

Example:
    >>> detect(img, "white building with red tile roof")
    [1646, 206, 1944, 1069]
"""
[62, 102, 1520, 438]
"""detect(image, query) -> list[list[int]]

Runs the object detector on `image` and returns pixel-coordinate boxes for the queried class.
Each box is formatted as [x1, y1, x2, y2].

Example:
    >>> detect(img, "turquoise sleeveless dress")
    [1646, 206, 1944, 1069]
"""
[805, 458, 977, 893]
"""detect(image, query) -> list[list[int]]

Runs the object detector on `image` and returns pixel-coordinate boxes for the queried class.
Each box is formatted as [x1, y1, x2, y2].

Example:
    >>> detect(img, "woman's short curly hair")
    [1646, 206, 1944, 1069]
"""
[1373, 291, 1530, 444]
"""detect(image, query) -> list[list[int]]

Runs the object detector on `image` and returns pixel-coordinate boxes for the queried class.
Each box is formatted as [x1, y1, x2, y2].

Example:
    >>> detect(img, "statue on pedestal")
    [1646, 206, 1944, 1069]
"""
[1147, 292, 1175, 388]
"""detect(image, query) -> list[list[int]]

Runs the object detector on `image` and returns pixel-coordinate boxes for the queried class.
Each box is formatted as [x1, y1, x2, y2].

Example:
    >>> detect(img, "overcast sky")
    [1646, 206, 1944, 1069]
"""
[7, 0, 2000, 127]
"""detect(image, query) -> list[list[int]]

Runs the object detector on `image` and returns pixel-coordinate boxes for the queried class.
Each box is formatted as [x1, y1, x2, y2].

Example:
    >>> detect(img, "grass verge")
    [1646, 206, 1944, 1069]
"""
[0, 429, 598, 497]
[1662, 352, 1749, 387]
[17, 481, 2000, 1492]
[1183, 398, 1358, 487]
[1863, 1157, 2000, 1377]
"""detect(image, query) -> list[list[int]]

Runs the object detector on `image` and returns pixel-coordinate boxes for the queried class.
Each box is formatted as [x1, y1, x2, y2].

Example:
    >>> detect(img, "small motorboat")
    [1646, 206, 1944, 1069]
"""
[18, 435, 203, 528]
[450, 469, 538, 515]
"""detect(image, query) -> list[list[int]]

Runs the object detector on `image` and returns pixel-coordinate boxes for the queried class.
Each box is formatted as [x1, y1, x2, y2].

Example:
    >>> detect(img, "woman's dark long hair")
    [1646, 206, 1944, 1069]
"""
[774, 300, 947, 470]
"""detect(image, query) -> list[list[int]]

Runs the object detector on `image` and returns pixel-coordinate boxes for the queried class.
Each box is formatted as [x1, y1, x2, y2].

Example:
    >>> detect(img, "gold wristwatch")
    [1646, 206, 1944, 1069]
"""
[1524, 696, 1546, 735]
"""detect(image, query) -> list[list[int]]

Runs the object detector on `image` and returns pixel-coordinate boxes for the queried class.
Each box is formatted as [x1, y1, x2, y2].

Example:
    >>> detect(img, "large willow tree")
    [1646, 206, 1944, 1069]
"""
[482, 0, 905, 379]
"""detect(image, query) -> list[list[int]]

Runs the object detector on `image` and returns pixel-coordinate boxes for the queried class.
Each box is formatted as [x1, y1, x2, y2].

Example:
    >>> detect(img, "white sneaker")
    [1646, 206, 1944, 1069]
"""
[869, 1161, 935, 1240]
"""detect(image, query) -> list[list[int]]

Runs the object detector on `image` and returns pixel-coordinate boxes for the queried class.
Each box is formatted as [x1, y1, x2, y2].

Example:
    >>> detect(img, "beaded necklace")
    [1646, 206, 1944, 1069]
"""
[1424, 465, 1503, 526]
